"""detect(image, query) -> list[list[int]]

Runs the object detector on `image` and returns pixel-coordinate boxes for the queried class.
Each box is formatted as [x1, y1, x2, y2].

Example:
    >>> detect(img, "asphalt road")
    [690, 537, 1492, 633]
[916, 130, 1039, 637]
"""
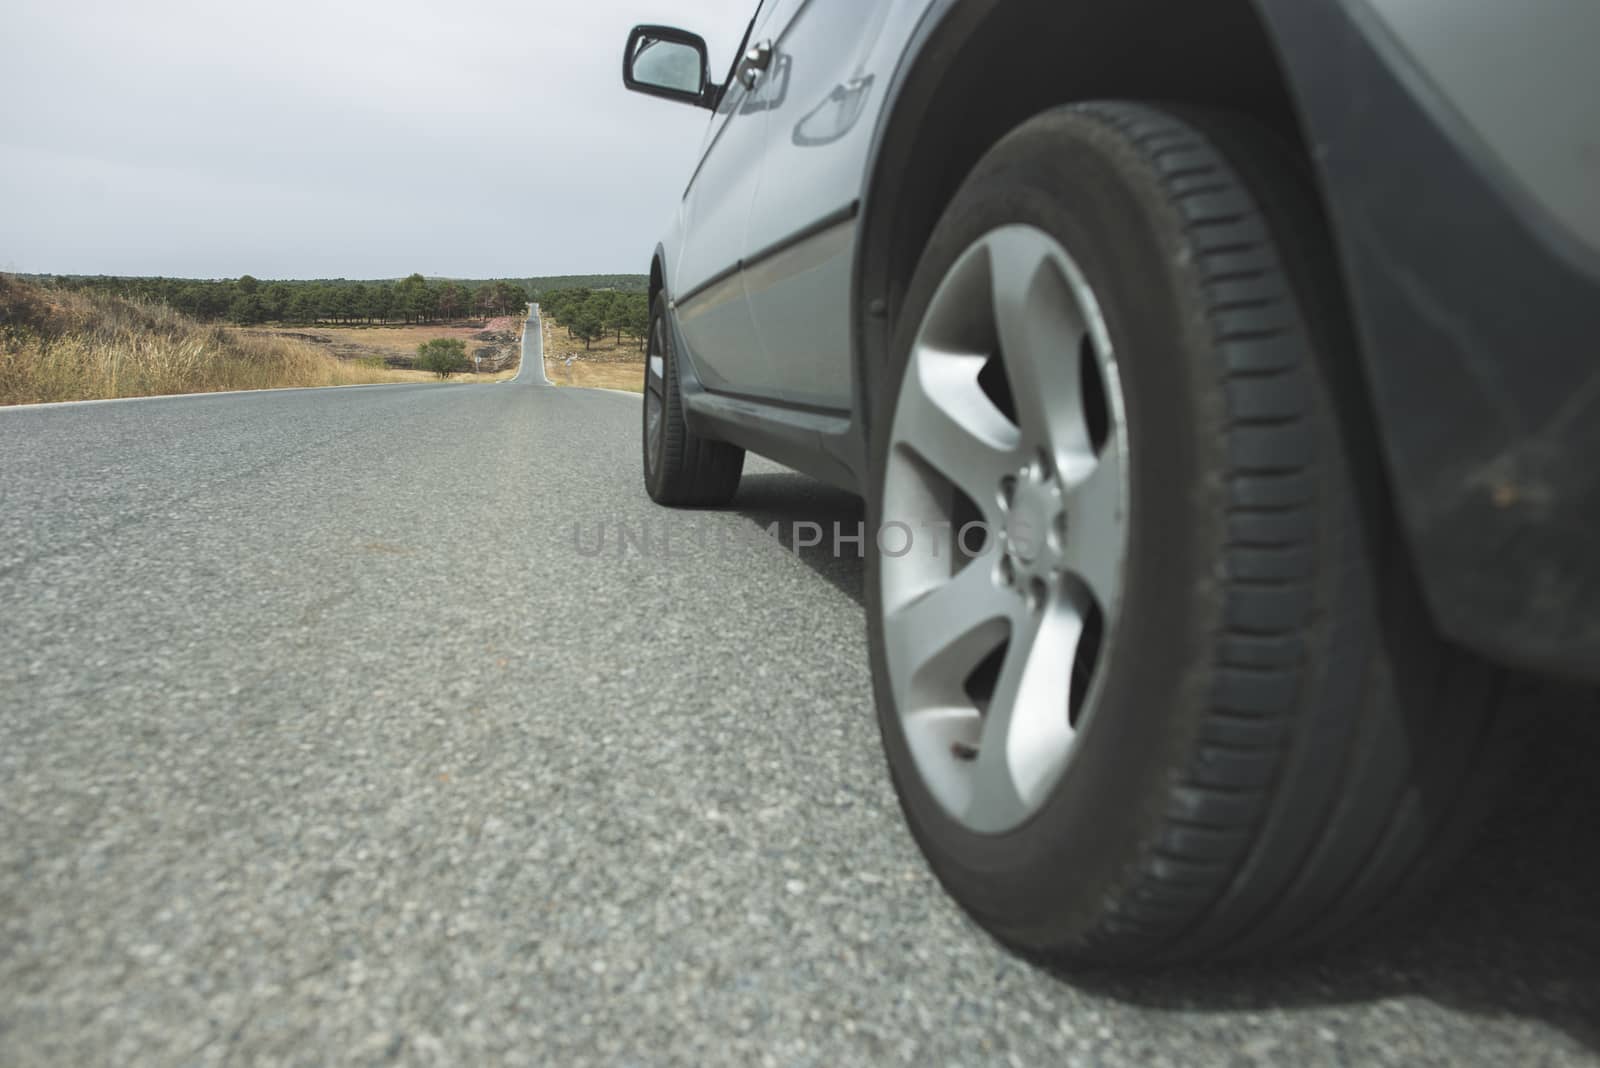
[2, 317, 1597, 1066]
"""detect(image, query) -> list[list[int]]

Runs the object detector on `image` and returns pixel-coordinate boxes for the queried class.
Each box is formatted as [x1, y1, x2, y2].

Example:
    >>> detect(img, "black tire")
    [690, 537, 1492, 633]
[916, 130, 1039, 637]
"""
[865, 101, 1506, 965]
[643, 294, 744, 506]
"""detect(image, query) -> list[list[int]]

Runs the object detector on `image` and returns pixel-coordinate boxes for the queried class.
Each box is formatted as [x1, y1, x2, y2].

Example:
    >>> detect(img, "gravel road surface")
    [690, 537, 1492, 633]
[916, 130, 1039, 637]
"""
[2, 316, 1596, 1066]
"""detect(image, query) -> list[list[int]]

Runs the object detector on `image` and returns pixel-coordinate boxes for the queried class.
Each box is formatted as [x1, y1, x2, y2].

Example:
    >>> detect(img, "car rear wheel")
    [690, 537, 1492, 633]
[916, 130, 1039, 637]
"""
[643, 294, 744, 506]
[865, 101, 1506, 965]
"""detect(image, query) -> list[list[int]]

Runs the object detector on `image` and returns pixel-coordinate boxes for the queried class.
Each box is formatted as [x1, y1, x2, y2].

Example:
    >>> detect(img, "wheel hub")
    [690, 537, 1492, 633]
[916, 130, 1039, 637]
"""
[1002, 467, 1063, 579]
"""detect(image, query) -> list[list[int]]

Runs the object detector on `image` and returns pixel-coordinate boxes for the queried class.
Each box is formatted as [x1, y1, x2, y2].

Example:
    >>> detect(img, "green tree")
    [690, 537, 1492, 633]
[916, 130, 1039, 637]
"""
[348, 283, 371, 323]
[571, 305, 606, 350]
[416, 337, 468, 378]
[189, 284, 226, 321]
[263, 283, 293, 321]
[437, 282, 468, 321]
[396, 273, 429, 324]
[174, 284, 207, 319]
[228, 293, 266, 324]
[622, 293, 651, 351]
[288, 290, 319, 323]
[581, 291, 615, 341]
[597, 291, 636, 343]
[372, 285, 395, 323]
[492, 280, 528, 316]
[545, 287, 593, 337]
[470, 285, 494, 318]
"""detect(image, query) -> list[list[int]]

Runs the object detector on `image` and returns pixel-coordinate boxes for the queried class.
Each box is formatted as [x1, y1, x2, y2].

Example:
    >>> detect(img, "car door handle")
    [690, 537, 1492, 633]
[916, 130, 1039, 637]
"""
[739, 40, 774, 89]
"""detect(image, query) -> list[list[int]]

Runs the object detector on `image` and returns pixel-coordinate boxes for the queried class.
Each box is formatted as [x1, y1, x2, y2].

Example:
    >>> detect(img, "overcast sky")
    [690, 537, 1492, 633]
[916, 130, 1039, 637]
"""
[0, 0, 758, 279]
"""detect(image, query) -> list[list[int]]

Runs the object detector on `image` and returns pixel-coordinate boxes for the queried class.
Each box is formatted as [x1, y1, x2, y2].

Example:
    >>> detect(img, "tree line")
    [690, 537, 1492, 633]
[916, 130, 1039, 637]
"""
[32, 273, 650, 328]
[539, 289, 651, 351]
[43, 274, 538, 326]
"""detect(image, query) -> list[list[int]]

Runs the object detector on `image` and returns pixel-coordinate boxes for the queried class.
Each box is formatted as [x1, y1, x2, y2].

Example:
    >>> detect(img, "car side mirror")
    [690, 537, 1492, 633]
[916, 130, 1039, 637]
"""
[623, 25, 715, 109]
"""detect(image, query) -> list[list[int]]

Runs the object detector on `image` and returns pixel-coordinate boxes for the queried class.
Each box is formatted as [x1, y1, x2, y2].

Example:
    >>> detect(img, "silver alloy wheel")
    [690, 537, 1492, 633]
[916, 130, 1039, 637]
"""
[880, 225, 1129, 834]
[645, 317, 667, 474]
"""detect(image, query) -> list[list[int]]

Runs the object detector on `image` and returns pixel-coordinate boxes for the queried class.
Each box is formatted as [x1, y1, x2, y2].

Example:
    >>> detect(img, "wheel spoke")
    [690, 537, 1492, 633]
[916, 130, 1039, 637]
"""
[1061, 445, 1127, 611]
[891, 344, 1021, 512]
[966, 596, 1084, 831]
[884, 552, 1014, 704]
[900, 705, 983, 791]
[986, 229, 1093, 470]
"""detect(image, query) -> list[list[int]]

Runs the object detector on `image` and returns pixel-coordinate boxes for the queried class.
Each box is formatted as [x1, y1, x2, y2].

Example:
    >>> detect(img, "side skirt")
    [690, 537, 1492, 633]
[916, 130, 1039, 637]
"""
[664, 304, 864, 494]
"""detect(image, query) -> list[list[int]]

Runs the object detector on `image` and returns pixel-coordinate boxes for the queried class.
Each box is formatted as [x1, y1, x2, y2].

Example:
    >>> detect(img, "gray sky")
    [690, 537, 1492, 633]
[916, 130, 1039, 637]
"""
[0, 0, 758, 279]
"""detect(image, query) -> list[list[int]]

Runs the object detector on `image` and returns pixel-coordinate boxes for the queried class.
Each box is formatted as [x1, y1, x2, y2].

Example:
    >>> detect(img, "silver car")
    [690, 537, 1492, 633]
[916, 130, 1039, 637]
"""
[622, 0, 1600, 965]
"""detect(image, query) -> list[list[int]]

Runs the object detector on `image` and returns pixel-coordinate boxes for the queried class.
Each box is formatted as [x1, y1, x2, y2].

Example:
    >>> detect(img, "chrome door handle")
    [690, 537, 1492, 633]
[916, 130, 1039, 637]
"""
[739, 40, 774, 89]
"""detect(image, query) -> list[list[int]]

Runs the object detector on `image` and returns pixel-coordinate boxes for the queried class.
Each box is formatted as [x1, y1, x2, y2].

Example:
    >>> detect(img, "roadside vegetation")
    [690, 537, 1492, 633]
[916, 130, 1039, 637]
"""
[0, 270, 642, 403]
[0, 274, 412, 406]
[539, 288, 650, 393]
[417, 338, 469, 379]
[540, 288, 650, 351]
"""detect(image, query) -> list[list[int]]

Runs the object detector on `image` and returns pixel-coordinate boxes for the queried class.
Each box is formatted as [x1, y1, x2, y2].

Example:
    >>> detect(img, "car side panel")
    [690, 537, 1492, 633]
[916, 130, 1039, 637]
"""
[671, 90, 775, 396]
[741, 216, 856, 409]
[741, 0, 933, 409]
[669, 7, 786, 399]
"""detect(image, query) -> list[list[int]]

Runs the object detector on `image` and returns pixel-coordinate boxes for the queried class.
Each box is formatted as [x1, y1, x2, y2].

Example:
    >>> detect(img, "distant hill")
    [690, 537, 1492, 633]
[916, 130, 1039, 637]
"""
[519, 275, 648, 294]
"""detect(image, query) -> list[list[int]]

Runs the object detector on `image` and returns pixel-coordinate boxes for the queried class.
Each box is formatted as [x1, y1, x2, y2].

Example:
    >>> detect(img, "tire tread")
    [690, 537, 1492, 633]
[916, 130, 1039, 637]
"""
[1059, 102, 1501, 962]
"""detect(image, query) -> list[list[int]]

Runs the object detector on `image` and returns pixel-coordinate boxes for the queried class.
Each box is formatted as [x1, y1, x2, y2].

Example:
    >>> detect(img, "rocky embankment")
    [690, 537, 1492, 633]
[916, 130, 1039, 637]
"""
[467, 314, 522, 373]
[468, 330, 520, 373]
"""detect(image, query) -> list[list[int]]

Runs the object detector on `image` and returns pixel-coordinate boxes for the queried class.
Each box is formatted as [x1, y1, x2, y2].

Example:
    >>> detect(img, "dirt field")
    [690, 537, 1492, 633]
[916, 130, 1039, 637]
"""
[541, 316, 645, 394]
[244, 318, 523, 379]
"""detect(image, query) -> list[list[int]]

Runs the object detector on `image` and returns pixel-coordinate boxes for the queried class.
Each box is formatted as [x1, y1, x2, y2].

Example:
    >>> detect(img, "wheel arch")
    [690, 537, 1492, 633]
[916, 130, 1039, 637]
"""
[649, 246, 667, 308]
[853, 0, 1336, 438]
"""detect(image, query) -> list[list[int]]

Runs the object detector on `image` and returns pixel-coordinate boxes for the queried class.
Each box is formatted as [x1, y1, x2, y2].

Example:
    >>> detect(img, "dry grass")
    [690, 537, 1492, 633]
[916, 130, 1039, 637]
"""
[0, 276, 413, 406]
[545, 360, 645, 392]
[541, 315, 644, 394]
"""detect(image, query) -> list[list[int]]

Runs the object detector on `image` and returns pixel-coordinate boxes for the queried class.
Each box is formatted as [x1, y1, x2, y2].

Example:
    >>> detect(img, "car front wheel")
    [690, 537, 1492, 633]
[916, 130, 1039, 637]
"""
[865, 101, 1505, 965]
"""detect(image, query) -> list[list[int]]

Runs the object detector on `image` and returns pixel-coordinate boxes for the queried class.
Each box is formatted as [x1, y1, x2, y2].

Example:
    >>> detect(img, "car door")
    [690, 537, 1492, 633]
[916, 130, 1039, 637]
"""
[739, 0, 923, 409]
[670, 1, 786, 399]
